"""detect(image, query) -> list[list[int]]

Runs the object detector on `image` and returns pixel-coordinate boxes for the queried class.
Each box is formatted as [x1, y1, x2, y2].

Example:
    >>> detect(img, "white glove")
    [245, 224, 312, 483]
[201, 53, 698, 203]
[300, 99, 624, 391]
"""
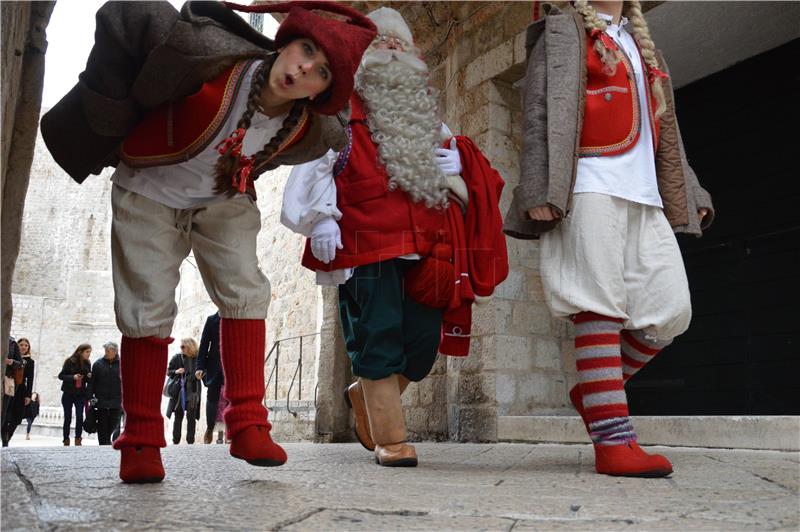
[310, 217, 342, 264]
[434, 137, 461, 175]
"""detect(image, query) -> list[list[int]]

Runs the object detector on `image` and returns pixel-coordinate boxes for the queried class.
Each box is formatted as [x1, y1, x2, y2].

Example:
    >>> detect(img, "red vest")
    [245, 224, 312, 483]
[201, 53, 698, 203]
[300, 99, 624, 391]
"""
[120, 59, 309, 174]
[579, 34, 660, 157]
[302, 94, 446, 271]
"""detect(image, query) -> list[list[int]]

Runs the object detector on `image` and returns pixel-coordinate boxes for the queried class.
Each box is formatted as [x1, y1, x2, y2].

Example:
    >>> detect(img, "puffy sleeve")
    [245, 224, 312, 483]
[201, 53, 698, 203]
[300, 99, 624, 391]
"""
[281, 149, 342, 237]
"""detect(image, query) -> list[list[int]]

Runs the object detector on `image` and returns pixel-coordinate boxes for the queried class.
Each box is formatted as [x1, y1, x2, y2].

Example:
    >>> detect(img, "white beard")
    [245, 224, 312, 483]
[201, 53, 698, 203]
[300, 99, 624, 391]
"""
[355, 48, 448, 208]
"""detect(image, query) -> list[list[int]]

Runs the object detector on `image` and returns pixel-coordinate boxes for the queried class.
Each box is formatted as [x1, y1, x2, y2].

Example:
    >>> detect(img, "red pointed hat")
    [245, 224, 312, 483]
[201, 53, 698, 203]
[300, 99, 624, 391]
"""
[224, 1, 377, 115]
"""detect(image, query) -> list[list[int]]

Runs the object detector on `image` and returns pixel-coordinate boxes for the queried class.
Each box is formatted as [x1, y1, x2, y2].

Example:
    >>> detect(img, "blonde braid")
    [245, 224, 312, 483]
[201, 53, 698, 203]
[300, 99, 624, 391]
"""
[624, 0, 667, 118]
[575, 0, 621, 75]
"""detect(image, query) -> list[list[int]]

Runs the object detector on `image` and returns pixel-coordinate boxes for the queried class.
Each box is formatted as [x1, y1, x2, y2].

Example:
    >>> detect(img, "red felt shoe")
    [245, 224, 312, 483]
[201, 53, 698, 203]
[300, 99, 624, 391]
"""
[119, 447, 165, 484]
[594, 442, 673, 478]
[229, 425, 287, 467]
[568, 384, 590, 433]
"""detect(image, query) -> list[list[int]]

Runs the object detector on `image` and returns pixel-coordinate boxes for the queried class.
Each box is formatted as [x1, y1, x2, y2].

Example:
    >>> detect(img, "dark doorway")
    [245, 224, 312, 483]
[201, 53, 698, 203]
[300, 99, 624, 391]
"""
[627, 39, 800, 415]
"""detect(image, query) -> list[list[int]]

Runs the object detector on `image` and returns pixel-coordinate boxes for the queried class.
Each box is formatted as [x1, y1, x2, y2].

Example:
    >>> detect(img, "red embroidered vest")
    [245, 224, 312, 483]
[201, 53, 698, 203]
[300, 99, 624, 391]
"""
[579, 34, 660, 157]
[120, 59, 309, 175]
[302, 94, 446, 272]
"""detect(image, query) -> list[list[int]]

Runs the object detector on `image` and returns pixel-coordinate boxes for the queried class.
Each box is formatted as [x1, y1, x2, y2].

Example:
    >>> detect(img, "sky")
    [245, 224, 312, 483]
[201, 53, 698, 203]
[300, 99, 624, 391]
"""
[42, 0, 279, 109]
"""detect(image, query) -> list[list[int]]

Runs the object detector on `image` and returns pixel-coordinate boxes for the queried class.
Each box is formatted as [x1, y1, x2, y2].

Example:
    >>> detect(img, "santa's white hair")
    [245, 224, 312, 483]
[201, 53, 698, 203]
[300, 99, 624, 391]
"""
[355, 44, 449, 208]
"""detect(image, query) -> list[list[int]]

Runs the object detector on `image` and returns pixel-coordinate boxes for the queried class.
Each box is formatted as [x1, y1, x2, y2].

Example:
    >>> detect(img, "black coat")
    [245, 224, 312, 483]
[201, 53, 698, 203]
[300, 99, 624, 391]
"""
[24, 399, 39, 421]
[90, 356, 121, 409]
[20, 357, 34, 399]
[58, 358, 91, 398]
[3, 341, 29, 427]
[197, 313, 224, 387]
[166, 354, 201, 419]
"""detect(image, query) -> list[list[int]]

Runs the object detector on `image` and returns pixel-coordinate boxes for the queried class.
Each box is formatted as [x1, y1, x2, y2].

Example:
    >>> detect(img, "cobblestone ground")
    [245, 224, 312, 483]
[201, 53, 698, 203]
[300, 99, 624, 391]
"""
[2, 442, 798, 531]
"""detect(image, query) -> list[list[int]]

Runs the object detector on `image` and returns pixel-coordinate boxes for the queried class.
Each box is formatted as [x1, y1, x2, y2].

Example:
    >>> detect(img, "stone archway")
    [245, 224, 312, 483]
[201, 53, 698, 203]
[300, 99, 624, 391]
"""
[1, 2, 56, 346]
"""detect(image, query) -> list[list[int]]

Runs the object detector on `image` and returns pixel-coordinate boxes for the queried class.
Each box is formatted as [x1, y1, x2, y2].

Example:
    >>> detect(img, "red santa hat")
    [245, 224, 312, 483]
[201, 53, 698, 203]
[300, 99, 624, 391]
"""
[224, 1, 377, 115]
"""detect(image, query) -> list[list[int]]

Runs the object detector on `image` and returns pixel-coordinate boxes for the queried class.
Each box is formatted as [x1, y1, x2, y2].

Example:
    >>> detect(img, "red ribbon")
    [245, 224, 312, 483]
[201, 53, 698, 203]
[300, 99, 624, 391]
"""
[589, 28, 618, 52]
[233, 156, 254, 194]
[648, 65, 669, 83]
[215, 127, 246, 157]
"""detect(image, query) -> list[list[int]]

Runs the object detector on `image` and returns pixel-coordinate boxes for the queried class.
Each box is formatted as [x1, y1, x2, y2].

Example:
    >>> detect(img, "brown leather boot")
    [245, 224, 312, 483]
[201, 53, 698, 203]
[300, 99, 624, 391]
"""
[344, 380, 374, 451]
[63, 439, 70, 446]
[345, 376, 413, 452]
[74, 437, 82, 446]
[361, 375, 417, 467]
[203, 428, 214, 445]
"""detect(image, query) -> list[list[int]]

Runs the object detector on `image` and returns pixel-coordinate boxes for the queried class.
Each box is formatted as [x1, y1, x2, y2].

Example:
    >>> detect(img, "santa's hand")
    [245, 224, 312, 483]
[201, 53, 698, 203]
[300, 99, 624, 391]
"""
[310, 217, 342, 264]
[434, 138, 461, 175]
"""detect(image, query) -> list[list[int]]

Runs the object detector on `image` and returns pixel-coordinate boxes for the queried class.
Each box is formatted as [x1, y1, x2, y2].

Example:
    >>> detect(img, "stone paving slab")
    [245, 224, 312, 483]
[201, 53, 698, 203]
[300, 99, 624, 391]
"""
[2, 443, 798, 531]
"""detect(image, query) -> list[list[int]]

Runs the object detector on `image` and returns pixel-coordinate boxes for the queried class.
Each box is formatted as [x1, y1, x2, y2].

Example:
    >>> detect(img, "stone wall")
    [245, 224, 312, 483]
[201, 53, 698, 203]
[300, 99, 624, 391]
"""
[1, 2, 55, 348]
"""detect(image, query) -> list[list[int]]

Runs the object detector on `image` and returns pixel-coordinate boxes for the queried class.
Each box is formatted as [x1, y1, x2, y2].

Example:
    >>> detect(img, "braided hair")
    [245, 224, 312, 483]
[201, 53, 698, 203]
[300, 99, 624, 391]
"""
[213, 54, 310, 195]
[573, 0, 667, 119]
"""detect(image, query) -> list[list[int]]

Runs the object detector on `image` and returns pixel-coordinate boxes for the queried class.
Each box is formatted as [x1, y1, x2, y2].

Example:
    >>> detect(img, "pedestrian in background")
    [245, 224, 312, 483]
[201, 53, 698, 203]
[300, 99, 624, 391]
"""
[3, 337, 35, 445]
[167, 338, 201, 445]
[2, 337, 23, 446]
[196, 312, 223, 444]
[24, 392, 40, 440]
[58, 344, 92, 446]
[91, 342, 122, 445]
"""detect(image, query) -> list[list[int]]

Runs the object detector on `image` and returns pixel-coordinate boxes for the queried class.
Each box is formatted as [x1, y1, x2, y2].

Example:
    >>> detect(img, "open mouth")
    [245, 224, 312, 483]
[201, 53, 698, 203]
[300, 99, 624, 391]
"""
[283, 74, 294, 88]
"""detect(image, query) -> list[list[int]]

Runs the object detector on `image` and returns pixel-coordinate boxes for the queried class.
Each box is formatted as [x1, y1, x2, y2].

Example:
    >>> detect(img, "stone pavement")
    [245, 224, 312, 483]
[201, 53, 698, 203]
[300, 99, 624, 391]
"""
[2, 442, 798, 531]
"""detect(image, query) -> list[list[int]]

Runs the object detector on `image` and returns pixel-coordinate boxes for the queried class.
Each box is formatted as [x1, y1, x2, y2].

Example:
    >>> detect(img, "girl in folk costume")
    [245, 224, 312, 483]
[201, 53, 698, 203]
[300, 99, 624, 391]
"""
[42, 1, 376, 483]
[282, 8, 508, 467]
[504, 1, 714, 477]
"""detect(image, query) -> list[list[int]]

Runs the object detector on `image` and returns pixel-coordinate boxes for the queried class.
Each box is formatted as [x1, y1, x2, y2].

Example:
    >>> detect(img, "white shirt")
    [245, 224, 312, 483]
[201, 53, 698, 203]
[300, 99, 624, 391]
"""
[573, 14, 663, 208]
[112, 60, 287, 209]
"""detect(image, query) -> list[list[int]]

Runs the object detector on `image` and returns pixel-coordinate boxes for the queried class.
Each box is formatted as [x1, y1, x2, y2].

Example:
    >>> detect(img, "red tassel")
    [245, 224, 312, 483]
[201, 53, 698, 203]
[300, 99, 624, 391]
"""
[405, 243, 455, 309]
[589, 29, 618, 52]
[235, 156, 254, 193]
[648, 65, 669, 83]
[215, 127, 246, 156]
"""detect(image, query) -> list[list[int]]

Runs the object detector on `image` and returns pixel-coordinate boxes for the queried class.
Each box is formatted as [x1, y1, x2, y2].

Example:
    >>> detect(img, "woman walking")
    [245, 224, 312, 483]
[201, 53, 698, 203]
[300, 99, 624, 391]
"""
[58, 344, 92, 446]
[167, 339, 202, 445]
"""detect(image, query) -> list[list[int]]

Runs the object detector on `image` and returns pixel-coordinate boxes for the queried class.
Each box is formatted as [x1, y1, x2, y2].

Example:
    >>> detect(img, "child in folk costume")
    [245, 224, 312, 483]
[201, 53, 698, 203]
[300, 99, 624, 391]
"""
[282, 8, 508, 467]
[41, 0, 376, 483]
[504, 0, 714, 477]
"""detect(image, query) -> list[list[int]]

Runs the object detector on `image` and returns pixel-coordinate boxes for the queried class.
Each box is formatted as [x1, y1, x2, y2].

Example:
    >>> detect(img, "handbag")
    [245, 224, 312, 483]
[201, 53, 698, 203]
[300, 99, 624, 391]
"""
[3, 376, 14, 396]
[164, 376, 181, 399]
[83, 400, 99, 434]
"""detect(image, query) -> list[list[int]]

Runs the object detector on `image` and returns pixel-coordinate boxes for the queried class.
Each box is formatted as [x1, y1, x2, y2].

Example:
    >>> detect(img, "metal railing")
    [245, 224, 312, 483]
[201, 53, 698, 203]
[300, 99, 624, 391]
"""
[263, 332, 319, 417]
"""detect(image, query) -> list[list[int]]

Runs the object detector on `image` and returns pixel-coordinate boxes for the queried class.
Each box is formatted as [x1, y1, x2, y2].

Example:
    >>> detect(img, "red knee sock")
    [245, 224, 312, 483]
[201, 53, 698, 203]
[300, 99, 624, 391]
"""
[219, 318, 270, 438]
[113, 336, 171, 450]
[572, 312, 636, 445]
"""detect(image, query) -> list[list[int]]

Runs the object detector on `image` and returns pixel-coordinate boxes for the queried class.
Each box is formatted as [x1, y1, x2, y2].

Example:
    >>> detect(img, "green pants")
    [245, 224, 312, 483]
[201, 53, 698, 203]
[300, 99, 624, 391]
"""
[338, 259, 443, 381]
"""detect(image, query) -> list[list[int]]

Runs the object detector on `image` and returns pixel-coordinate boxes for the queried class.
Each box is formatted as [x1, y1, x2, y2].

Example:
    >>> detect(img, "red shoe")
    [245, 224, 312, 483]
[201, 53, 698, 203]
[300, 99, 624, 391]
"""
[119, 447, 165, 484]
[229, 425, 287, 467]
[594, 442, 673, 478]
[568, 384, 590, 432]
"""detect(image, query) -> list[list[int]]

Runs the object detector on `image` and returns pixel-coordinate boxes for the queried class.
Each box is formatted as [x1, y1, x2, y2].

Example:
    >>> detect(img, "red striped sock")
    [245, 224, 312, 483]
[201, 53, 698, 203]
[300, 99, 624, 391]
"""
[573, 312, 636, 445]
[220, 318, 270, 439]
[113, 336, 171, 449]
[621, 330, 671, 381]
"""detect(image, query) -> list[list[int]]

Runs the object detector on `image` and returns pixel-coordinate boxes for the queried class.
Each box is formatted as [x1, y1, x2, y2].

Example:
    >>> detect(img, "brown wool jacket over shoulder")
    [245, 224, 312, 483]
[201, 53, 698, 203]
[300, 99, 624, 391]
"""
[503, 3, 714, 239]
[40, 1, 348, 184]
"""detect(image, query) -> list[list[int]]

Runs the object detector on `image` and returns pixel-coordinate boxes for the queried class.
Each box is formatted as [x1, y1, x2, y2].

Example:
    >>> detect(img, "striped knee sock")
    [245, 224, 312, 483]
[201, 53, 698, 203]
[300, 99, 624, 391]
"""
[573, 312, 636, 446]
[621, 330, 672, 381]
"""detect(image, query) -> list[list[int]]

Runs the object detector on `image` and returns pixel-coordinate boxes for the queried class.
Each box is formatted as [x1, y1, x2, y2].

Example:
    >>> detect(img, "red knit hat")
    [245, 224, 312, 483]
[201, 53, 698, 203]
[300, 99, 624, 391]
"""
[223, 1, 377, 115]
